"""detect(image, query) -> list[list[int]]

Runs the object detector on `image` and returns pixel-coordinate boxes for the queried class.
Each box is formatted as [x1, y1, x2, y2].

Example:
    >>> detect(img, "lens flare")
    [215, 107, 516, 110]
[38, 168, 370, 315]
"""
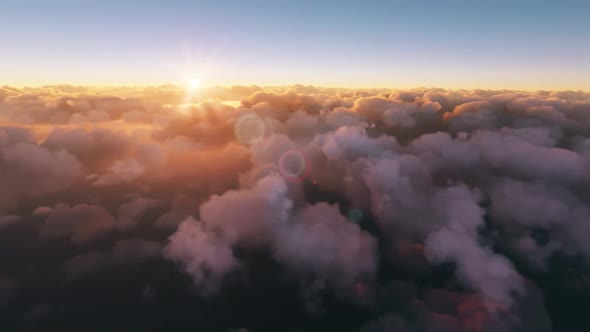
[278, 150, 311, 182]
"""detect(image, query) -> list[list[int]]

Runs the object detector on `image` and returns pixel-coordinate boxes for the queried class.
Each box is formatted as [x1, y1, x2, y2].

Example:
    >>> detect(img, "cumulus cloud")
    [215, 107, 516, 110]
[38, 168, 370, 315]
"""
[112, 238, 162, 263]
[62, 238, 162, 280]
[39, 203, 115, 245]
[116, 197, 161, 230]
[0, 127, 83, 213]
[320, 126, 398, 162]
[273, 202, 378, 289]
[154, 194, 199, 229]
[162, 175, 292, 294]
[425, 185, 524, 307]
[94, 157, 145, 186]
[163, 217, 239, 296]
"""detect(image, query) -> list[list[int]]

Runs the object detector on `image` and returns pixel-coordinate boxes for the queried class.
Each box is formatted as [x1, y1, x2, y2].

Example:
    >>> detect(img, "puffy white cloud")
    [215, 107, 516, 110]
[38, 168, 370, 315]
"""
[199, 175, 292, 248]
[470, 130, 586, 183]
[273, 202, 378, 287]
[163, 217, 239, 296]
[0, 130, 83, 213]
[445, 100, 502, 131]
[425, 185, 524, 307]
[42, 127, 132, 170]
[321, 126, 398, 162]
[94, 158, 145, 186]
[325, 106, 361, 129]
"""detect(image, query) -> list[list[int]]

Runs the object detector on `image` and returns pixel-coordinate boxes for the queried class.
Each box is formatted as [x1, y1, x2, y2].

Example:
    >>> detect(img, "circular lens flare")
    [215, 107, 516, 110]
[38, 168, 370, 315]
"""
[278, 150, 311, 182]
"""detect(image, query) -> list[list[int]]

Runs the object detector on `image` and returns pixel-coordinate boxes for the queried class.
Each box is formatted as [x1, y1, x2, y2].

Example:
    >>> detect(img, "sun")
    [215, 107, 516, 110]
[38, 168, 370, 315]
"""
[188, 78, 201, 90]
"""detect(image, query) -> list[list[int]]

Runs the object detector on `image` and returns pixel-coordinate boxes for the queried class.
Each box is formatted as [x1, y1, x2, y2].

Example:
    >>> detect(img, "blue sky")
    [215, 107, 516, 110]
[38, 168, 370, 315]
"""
[1, 0, 589, 89]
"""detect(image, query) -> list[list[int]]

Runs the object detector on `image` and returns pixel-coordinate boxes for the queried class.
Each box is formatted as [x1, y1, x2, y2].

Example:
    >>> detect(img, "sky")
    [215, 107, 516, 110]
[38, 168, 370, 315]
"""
[1, 0, 589, 90]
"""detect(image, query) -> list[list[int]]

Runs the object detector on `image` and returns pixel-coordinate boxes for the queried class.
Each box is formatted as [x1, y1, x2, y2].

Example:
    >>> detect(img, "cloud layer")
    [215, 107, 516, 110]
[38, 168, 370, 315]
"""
[2, 84, 590, 331]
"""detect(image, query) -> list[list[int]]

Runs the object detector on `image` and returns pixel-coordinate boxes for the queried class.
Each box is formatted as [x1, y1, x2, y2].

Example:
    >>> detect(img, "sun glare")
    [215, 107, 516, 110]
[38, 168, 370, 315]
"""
[188, 78, 201, 90]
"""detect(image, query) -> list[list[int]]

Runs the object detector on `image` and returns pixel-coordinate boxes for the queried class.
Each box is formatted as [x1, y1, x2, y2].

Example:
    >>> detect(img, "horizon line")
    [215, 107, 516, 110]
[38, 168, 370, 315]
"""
[2, 83, 588, 94]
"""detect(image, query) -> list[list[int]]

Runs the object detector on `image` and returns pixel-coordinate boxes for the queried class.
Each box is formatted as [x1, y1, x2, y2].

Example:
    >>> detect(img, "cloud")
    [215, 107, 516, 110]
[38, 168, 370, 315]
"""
[62, 253, 108, 280]
[163, 217, 239, 296]
[320, 125, 398, 162]
[116, 197, 161, 230]
[444, 100, 502, 131]
[42, 127, 132, 171]
[94, 157, 145, 186]
[424, 185, 524, 308]
[198, 174, 292, 248]
[490, 179, 590, 265]
[0, 128, 83, 213]
[112, 238, 162, 263]
[470, 130, 586, 183]
[39, 203, 115, 245]
[62, 238, 163, 280]
[273, 202, 378, 288]
[154, 194, 199, 229]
